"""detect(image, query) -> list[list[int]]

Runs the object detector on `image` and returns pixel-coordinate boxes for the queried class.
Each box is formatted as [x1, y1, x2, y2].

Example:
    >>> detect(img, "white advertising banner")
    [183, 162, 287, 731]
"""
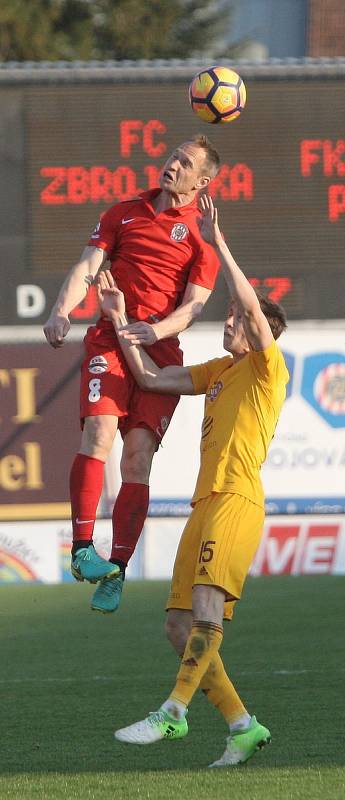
[0, 519, 141, 584]
[0, 522, 60, 583]
[0, 515, 344, 583]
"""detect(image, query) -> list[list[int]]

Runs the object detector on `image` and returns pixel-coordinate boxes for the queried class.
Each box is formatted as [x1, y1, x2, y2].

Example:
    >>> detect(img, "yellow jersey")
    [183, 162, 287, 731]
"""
[189, 339, 289, 508]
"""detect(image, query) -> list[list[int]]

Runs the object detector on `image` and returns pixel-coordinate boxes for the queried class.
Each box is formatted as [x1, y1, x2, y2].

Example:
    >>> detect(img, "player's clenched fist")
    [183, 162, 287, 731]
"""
[43, 313, 70, 348]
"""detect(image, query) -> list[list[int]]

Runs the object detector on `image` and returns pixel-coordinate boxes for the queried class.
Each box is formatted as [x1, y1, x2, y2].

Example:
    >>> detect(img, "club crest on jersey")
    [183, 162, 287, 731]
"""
[90, 221, 100, 239]
[206, 381, 223, 402]
[88, 355, 108, 374]
[170, 223, 189, 242]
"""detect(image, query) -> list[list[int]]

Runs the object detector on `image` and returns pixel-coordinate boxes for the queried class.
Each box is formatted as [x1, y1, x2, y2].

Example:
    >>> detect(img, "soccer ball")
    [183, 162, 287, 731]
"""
[189, 66, 246, 124]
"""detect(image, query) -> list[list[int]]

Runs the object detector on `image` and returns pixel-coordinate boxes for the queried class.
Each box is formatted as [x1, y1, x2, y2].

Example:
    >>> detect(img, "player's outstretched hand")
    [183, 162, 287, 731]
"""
[97, 270, 125, 317]
[198, 193, 223, 247]
[117, 321, 158, 346]
[43, 313, 70, 348]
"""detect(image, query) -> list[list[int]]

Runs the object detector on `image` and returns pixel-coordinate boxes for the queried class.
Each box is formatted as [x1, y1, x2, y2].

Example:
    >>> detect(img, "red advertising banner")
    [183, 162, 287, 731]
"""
[251, 519, 345, 576]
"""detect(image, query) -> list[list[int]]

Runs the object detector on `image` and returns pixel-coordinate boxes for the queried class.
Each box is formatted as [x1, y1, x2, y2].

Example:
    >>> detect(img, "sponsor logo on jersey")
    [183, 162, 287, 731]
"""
[88, 355, 109, 374]
[90, 221, 101, 239]
[121, 217, 136, 225]
[170, 223, 189, 241]
[206, 380, 223, 402]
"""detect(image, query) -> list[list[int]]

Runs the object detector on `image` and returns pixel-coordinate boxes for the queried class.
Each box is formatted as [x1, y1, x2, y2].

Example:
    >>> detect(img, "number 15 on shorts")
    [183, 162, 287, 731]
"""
[199, 540, 216, 563]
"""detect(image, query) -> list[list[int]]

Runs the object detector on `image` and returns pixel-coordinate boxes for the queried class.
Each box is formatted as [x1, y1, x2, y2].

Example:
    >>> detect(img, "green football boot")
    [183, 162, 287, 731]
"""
[115, 709, 188, 745]
[209, 716, 271, 767]
[91, 572, 124, 613]
[71, 545, 120, 584]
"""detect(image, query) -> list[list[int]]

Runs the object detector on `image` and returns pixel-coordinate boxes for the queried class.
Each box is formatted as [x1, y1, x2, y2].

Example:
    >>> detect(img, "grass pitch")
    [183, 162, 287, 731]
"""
[0, 576, 344, 799]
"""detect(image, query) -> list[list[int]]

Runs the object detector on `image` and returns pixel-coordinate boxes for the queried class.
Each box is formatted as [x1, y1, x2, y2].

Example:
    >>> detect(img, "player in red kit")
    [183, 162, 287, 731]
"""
[44, 134, 221, 613]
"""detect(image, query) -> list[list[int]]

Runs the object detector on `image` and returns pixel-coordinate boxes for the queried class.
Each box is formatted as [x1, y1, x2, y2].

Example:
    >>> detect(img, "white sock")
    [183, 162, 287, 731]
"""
[229, 712, 251, 733]
[160, 699, 187, 720]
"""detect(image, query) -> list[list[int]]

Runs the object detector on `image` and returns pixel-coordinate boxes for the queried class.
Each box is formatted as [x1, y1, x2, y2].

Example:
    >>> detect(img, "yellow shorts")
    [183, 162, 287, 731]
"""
[166, 492, 265, 621]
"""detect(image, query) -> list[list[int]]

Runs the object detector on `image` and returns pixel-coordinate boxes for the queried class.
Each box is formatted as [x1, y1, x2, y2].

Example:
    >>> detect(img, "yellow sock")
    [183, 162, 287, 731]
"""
[169, 620, 223, 707]
[200, 652, 247, 723]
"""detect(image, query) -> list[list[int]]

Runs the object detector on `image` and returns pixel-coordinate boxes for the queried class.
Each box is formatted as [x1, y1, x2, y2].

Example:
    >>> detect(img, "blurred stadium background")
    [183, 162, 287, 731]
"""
[1, 1, 345, 796]
[1, 0, 344, 584]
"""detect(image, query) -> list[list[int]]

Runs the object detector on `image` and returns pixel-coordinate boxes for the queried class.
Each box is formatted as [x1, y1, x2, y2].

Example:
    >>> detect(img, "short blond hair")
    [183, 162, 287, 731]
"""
[191, 134, 220, 178]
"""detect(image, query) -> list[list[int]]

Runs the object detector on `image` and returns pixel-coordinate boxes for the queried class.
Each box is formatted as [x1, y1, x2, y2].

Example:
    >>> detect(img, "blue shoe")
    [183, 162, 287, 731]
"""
[71, 546, 120, 584]
[91, 572, 124, 613]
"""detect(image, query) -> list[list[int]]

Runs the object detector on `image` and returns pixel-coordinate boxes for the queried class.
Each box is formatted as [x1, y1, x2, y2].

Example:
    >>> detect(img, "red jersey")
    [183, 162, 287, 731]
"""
[88, 189, 219, 326]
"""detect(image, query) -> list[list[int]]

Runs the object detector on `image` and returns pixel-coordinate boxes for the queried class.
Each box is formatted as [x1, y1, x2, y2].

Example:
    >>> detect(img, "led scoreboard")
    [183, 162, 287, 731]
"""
[1, 63, 345, 324]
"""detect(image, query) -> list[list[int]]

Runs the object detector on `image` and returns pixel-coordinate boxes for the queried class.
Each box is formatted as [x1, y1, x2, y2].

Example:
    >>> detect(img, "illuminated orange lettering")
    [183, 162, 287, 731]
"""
[328, 184, 345, 222]
[248, 277, 292, 303]
[67, 167, 90, 204]
[230, 164, 253, 200]
[120, 120, 143, 157]
[323, 140, 345, 177]
[90, 166, 114, 203]
[262, 277, 292, 303]
[209, 164, 253, 201]
[300, 140, 323, 176]
[113, 166, 140, 201]
[142, 120, 167, 157]
[144, 164, 161, 188]
[209, 165, 232, 200]
[40, 167, 67, 204]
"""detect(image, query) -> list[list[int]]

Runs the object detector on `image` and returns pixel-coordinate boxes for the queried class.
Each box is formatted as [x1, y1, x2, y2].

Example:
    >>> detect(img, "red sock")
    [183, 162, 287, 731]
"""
[111, 482, 149, 564]
[70, 454, 105, 542]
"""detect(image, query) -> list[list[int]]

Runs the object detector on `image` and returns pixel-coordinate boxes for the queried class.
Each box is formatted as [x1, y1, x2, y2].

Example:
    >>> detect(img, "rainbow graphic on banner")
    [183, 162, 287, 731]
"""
[0, 549, 38, 583]
[60, 540, 74, 582]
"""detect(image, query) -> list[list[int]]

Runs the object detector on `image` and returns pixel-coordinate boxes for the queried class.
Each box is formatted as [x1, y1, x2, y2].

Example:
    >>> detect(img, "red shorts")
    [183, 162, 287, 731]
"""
[80, 324, 183, 444]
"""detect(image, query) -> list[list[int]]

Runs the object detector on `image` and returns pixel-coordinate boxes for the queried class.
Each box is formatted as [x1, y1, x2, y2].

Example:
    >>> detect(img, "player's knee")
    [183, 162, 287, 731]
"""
[82, 417, 115, 457]
[121, 450, 153, 483]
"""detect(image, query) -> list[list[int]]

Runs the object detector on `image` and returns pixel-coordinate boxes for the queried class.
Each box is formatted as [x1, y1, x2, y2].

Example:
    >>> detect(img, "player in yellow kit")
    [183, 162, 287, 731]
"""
[97, 194, 289, 767]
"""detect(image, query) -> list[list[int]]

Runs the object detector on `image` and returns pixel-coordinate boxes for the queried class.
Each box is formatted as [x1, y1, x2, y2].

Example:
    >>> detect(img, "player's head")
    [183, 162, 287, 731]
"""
[223, 292, 287, 354]
[255, 291, 287, 340]
[189, 134, 220, 179]
[160, 135, 220, 196]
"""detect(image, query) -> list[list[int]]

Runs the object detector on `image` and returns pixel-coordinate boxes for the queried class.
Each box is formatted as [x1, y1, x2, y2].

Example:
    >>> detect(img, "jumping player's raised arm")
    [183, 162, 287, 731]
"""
[97, 271, 195, 396]
[43, 246, 107, 348]
[198, 195, 273, 352]
[118, 280, 212, 347]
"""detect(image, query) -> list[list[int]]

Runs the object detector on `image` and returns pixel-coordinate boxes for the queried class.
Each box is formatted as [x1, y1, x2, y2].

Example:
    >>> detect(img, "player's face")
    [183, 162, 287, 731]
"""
[223, 304, 249, 354]
[160, 143, 209, 195]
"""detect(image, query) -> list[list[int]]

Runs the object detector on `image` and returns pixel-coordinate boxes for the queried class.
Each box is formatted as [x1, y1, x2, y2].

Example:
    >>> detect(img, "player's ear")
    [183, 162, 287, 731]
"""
[195, 175, 211, 189]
